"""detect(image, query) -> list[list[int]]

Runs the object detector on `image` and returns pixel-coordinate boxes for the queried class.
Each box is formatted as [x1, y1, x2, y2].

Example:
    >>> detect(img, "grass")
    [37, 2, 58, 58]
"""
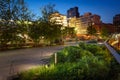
[13, 42, 120, 80]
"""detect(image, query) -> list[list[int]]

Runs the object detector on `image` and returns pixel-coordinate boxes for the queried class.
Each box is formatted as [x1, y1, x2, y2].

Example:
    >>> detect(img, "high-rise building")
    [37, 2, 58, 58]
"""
[67, 7, 79, 18]
[113, 14, 120, 33]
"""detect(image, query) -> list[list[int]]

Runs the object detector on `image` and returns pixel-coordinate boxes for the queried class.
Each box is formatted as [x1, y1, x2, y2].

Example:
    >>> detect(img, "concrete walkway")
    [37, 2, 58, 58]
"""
[0, 46, 62, 80]
[104, 42, 120, 64]
[0, 42, 78, 80]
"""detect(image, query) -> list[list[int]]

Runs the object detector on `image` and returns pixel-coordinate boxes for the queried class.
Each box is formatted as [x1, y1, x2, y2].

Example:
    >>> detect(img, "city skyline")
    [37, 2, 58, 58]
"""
[26, 0, 120, 24]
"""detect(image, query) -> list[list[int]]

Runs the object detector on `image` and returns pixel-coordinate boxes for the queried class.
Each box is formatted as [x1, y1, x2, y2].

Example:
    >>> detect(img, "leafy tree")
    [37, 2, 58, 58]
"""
[27, 21, 43, 46]
[40, 4, 62, 45]
[87, 25, 97, 36]
[41, 3, 57, 22]
[0, 0, 34, 20]
[62, 27, 76, 38]
[0, 0, 34, 48]
[44, 23, 62, 44]
[101, 27, 109, 39]
[0, 0, 12, 20]
[0, 21, 21, 48]
[16, 0, 35, 45]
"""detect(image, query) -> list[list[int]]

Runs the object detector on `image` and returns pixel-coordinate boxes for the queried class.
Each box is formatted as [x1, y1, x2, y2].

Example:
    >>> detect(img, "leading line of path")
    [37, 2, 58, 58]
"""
[104, 42, 120, 64]
[0, 42, 78, 80]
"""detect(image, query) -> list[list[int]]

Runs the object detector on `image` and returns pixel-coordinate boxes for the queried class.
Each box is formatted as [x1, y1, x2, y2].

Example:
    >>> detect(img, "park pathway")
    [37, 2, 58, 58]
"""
[0, 41, 78, 80]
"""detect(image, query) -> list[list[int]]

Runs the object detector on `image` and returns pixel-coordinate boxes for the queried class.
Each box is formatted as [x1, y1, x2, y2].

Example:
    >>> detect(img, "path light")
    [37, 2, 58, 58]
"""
[55, 53, 57, 64]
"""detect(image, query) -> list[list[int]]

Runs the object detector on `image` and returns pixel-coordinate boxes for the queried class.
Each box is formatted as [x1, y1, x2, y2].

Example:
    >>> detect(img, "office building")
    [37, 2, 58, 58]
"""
[50, 12, 67, 26]
[67, 7, 79, 18]
[113, 14, 120, 33]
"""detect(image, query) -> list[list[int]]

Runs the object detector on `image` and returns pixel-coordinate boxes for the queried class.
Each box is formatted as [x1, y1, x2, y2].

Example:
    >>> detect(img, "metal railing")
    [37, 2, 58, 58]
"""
[104, 35, 120, 64]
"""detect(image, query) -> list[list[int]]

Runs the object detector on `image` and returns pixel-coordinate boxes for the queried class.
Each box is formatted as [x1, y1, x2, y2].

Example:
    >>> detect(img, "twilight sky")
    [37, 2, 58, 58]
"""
[25, 0, 120, 23]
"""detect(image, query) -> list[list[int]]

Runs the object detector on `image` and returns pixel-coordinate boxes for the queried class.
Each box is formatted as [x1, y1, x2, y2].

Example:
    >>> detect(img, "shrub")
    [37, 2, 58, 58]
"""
[17, 42, 120, 80]
[53, 46, 83, 63]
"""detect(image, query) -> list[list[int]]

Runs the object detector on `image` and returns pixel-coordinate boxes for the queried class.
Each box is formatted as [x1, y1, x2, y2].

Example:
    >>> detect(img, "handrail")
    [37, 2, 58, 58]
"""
[104, 42, 120, 64]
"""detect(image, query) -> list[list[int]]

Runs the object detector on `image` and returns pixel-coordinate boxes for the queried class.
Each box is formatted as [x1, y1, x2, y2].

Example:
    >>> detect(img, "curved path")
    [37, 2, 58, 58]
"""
[0, 42, 78, 80]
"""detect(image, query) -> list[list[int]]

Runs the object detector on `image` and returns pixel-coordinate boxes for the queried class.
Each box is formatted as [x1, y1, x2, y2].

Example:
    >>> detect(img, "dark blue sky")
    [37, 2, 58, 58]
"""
[26, 0, 120, 23]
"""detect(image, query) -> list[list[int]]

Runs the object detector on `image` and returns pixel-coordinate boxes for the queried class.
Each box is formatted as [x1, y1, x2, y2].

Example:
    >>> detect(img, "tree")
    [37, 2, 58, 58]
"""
[101, 27, 109, 39]
[16, 0, 35, 45]
[27, 21, 43, 46]
[41, 3, 57, 22]
[0, 0, 34, 20]
[62, 27, 76, 38]
[44, 23, 62, 45]
[0, 20, 21, 48]
[17, 0, 35, 21]
[87, 25, 97, 36]
[40, 4, 62, 45]
[0, 0, 34, 48]
[0, 0, 12, 20]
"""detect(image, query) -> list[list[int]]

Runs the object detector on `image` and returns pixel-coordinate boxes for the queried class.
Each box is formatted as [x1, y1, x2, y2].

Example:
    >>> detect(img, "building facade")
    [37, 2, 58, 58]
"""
[80, 13, 101, 26]
[50, 7, 102, 38]
[50, 12, 67, 26]
[113, 14, 120, 33]
[67, 7, 79, 18]
[80, 12, 101, 34]
[101, 23, 115, 34]
[67, 8, 102, 36]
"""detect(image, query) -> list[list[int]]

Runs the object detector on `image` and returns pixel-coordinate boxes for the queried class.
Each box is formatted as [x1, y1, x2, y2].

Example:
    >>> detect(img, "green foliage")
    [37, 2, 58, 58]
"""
[41, 3, 58, 22]
[18, 42, 120, 80]
[0, 3, 63, 49]
[43, 23, 62, 45]
[0, 0, 33, 21]
[39, 4, 62, 45]
[0, 0, 34, 49]
[57, 46, 82, 62]
[87, 25, 97, 36]
[78, 56, 109, 80]
[62, 27, 76, 38]
[19, 58, 111, 80]
[54, 46, 93, 63]
[101, 27, 109, 39]
[27, 21, 42, 46]
[0, 21, 23, 46]
[107, 60, 120, 80]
